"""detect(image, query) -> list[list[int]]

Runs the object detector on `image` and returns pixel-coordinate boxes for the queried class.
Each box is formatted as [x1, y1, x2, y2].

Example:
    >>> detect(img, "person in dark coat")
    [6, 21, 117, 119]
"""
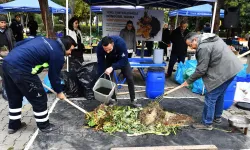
[10, 15, 23, 42]
[146, 41, 154, 56]
[203, 22, 211, 33]
[28, 16, 38, 36]
[158, 23, 171, 61]
[0, 15, 15, 53]
[167, 20, 190, 77]
[248, 36, 250, 49]
[0, 15, 15, 100]
[96, 36, 135, 105]
[3, 36, 76, 134]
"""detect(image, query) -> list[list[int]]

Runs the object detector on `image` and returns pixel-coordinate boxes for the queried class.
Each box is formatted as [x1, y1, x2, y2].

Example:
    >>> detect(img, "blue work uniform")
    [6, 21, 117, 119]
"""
[3, 37, 65, 130]
[96, 36, 135, 101]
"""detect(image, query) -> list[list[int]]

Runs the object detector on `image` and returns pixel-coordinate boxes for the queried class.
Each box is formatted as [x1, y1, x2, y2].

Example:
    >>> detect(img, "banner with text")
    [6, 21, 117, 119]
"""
[102, 9, 164, 41]
[102, 8, 139, 37]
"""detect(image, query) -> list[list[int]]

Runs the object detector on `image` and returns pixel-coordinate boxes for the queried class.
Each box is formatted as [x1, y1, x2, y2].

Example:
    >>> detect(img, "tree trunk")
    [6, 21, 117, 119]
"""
[213, 0, 224, 34]
[38, 0, 55, 39]
[69, 0, 75, 18]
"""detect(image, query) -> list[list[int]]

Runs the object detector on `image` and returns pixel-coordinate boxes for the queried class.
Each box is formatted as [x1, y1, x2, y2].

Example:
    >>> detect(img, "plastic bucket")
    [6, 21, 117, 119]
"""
[93, 73, 116, 103]
[153, 49, 164, 64]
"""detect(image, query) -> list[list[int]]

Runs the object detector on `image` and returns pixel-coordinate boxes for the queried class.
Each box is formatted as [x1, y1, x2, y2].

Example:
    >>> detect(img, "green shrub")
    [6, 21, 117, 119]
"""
[38, 24, 101, 37]
[38, 24, 65, 34]
[54, 24, 65, 32]
[80, 25, 98, 36]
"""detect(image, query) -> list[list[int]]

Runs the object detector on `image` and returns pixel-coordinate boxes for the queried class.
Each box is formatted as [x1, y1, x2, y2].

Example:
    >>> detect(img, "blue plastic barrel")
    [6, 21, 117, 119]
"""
[146, 67, 165, 99]
[223, 78, 237, 110]
[246, 74, 250, 82]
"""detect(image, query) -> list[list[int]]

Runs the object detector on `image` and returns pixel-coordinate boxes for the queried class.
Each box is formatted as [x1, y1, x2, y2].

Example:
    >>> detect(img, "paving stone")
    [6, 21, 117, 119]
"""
[25, 110, 34, 117]
[23, 124, 37, 132]
[0, 145, 15, 150]
[29, 119, 37, 129]
[3, 135, 17, 147]
[0, 123, 7, 132]
[13, 140, 27, 150]
[15, 132, 31, 143]
[1, 109, 9, 116]
[0, 135, 7, 143]
[0, 116, 8, 129]
[22, 116, 32, 125]
[0, 101, 8, 111]
[2, 123, 8, 132]
[22, 105, 33, 113]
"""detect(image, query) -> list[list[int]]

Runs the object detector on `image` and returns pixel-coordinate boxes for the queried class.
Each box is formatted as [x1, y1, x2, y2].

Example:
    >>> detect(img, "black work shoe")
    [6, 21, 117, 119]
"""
[192, 123, 213, 130]
[213, 118, 222, 124]
[166, 74, 171, 78]
[8, 122, 27, 134]
[128, 100, 142, 108]
[40, 123, 59, 133]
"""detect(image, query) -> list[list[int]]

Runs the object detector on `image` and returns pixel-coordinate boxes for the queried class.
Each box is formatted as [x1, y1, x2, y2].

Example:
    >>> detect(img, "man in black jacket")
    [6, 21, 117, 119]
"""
[28, 16, 38, 36]
[97, 36, 135, 103]
[0, 15, 15, 100]
[10, 15, 23, 42]
[167, 20, 189, 77]
[159, 23, 171, 61]
[0, 15, 15, 52]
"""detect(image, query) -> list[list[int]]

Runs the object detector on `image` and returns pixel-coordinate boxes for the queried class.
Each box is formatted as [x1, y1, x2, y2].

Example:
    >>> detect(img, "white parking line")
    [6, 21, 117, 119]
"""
[24, 98, 59, 150]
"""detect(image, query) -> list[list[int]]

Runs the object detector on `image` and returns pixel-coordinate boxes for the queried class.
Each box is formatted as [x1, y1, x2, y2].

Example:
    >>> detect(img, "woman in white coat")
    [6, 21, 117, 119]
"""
[67, 17, 85, 63]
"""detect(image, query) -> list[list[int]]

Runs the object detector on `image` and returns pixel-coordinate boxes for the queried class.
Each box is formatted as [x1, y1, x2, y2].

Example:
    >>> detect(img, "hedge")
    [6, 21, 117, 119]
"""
[38, 24, 101, 37]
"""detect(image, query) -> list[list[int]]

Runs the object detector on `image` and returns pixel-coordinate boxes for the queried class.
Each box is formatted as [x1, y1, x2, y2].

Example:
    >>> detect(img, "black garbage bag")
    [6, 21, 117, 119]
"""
[76, 62, 99, 100]
[69, 58, 82, 72]
[60, 71, 84, 98]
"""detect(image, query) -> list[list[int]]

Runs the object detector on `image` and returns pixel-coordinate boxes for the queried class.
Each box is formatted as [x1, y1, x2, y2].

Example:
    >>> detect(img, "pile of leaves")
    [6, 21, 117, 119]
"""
[85, 102, 193, 136]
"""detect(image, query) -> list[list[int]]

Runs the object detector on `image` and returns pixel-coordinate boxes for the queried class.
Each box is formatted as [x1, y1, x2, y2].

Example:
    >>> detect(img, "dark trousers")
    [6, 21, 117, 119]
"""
[106, 60, 135, 101]
[167, 54, 186, 76]
[159, 43, 168, 60]
[128, 53, 133, 58]
[3, 62, 49, 130]
[146, 41, 154, 56]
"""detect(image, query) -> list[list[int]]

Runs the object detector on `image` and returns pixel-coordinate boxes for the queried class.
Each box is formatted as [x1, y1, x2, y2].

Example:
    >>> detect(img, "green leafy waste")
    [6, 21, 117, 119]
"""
[85, 102, 193, 136]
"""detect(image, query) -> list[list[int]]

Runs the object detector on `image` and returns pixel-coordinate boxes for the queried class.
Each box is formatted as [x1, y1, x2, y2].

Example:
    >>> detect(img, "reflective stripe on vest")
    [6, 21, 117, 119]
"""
[31, 62, 49, 74]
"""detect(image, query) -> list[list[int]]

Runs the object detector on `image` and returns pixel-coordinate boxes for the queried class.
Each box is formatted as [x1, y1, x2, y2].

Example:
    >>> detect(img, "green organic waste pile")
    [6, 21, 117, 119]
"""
[85, 102, 194, 136]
